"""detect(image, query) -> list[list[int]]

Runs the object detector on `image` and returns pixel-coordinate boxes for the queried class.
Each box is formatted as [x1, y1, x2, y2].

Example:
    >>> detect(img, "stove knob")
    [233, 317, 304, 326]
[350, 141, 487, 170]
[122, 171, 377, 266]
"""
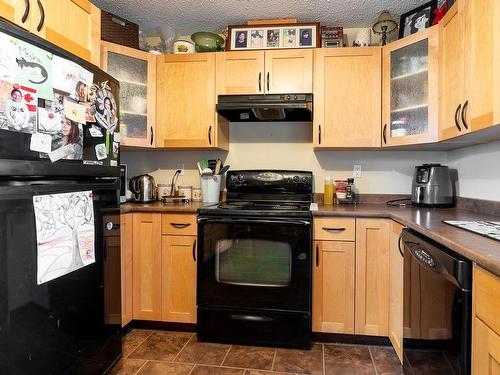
[293, 176, 300, 183]
[302, 176, 309, 183]
[286, 95, 291, 100]
[230, 175, 237, 182]
[237, 174, 245, 182]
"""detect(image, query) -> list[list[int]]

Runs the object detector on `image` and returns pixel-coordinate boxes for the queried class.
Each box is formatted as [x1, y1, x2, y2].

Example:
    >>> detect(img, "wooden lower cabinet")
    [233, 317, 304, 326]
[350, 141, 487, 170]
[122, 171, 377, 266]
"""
[355, 218, 390, 336]
[388, 221, 404, 363]
[132, 213, 162, 320]
[161, 235, 197, 323]
[473, 317, 500, 374]
[473, 265, 500, 374]
[312, 240, 355, 334]
[120, 213, 133, 327]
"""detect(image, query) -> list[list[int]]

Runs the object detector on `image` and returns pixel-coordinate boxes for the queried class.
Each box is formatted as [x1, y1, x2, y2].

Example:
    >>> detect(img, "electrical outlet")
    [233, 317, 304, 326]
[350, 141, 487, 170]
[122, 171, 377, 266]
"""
[176, 163, 185, 175]
[353, 164, 362, 178]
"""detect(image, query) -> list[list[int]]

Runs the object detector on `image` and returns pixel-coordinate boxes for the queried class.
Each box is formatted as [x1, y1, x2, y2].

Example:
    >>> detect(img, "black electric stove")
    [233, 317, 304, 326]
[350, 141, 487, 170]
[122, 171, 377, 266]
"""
[196, 170, 313, 348]
[198, 170, 313, 218]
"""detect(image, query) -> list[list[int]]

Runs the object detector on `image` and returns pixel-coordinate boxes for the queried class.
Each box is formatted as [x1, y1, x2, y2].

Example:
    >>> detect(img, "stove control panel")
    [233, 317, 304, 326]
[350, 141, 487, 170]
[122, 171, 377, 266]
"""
[226, 170, 313, 193]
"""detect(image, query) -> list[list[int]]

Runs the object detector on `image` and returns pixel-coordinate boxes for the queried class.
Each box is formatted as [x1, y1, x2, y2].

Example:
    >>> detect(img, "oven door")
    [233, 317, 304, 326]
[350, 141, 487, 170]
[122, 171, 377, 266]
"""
[197, 216, 312, 312]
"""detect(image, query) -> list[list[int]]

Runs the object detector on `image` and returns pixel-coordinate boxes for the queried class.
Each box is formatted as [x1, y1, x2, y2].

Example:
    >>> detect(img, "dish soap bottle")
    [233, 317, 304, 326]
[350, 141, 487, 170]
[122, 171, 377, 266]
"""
[324, 176, 334, 205]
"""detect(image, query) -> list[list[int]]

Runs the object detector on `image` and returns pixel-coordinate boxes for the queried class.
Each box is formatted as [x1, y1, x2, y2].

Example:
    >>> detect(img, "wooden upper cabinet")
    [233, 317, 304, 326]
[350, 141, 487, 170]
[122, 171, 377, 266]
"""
[463, 0, 497, 132]
[157, 53, 229, 149]
[161, 235, 197, 323]
[216, 49, 313, 95]
[33, 0, 101, 64]
[314, 47, 381, 148]
[264, 49, 313, 94]
[0, 0, 31, 30]
[101, 41, 157, 148]
[132, 213, 162, 321]
[355, 218, 390, 336]
[216, 51, 264, 94]
[440, 2, 465, 140]
[312, 240, 355, 334]
[382, 26, 439, 147]
[440, 0, 498, 141]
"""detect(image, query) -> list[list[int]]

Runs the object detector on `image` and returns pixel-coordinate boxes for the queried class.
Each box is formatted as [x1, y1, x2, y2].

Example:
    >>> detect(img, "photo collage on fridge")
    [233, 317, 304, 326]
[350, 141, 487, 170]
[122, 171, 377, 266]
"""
[0, 31, 119, 165]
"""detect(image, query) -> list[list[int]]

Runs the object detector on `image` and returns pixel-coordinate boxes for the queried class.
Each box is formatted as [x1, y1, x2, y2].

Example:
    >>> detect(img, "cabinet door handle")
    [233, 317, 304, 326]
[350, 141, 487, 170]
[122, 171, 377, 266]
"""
[192, 239, 197, 262]
[315, 243, 319, 267]
[398, 233, 404, 257]
[461, 100, 469, 130]
[258, 72, 262, 92]
[266, 72, 270, 92]
[383, 123, 387, 144]
[36, 0, 45, 32]
[318, 125, 321, 145]
[322, 227, 346, 233]
[170, 223, 191, 229]
[454, 104, 462, 131]
[22, 0, 30, 23]
[150, 126, 154, 145]
[208, 126, 212, 145]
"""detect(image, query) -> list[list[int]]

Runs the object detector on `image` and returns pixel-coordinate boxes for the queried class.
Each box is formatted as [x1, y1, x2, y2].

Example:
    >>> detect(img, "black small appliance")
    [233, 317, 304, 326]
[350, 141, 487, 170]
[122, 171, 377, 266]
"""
[197, 170, 313, 348]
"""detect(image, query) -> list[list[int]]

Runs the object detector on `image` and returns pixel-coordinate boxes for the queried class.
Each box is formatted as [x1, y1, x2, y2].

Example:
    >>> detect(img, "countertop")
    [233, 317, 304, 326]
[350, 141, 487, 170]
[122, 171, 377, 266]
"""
[121, 201, 500, 276]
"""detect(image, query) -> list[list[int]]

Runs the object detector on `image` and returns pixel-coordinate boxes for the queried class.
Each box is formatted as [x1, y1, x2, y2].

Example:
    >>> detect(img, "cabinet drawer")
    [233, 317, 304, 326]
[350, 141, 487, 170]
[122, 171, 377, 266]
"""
[474, 265, 500, 335]
[162, 214, 197, 235]
[313, 218, 355, 241]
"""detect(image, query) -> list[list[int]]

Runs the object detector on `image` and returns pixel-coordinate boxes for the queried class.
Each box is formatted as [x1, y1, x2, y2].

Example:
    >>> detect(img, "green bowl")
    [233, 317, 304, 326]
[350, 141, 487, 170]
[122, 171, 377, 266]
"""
[191, 32, 225, 52]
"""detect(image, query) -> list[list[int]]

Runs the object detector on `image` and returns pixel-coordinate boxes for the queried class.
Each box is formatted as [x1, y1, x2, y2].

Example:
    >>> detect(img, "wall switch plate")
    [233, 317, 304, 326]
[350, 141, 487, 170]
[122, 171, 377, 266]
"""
[353, 164, 362, 178]
[176, 163, 185, 175]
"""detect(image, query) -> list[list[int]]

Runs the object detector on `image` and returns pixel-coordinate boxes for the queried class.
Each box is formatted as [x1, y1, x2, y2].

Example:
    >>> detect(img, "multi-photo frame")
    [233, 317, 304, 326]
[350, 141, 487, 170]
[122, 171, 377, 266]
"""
[226, 23, 320, 51]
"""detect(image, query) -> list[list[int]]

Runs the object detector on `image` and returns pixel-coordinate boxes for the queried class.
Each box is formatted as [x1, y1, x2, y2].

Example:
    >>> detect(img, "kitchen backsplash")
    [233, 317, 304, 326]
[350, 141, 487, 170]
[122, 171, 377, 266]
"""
[121, 123, 500, 202]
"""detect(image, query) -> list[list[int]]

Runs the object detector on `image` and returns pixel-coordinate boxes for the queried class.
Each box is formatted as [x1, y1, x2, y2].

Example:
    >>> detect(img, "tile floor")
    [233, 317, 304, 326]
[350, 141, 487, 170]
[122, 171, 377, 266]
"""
[111, 329, 403, 375]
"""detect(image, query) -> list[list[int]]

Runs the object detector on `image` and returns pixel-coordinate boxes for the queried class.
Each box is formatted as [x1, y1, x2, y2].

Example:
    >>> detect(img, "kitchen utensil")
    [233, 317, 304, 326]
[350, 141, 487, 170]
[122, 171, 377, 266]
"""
[215, 159, 222, 174]
[199, 159, 209, 170]
[218, 165, 230, 175]
[202, 168, 213, 175]
[129, 174, 157, 203]
[191, 32, 225, 52]
[197, 162, 203, 175]
[208, 159, 218, 173]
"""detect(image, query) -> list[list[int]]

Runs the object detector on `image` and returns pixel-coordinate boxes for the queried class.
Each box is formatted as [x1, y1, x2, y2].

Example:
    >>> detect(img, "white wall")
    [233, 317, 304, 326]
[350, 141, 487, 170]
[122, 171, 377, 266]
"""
[447, 141, 500, 201]
[122, 122, 447, 194]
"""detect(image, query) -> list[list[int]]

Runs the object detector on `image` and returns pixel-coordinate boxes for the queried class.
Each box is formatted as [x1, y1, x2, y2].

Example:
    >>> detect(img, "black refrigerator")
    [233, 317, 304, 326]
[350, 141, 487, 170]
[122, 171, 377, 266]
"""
[0, 19, 122, 374]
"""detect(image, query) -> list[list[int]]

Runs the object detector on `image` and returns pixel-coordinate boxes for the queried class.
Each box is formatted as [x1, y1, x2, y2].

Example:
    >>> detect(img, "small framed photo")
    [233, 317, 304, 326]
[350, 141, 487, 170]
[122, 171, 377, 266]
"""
[227, 23, 319, 51]
[399, 1, 437, 39]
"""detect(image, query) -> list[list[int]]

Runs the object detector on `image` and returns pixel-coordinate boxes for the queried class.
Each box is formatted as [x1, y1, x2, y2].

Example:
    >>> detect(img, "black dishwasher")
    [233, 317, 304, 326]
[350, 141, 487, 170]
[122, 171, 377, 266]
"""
[401, 229, 472, 375]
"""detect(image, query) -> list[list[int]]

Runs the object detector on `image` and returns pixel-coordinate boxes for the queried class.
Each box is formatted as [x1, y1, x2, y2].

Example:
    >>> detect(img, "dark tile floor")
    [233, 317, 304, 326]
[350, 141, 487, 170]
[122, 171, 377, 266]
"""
[111, 330, 403, 375]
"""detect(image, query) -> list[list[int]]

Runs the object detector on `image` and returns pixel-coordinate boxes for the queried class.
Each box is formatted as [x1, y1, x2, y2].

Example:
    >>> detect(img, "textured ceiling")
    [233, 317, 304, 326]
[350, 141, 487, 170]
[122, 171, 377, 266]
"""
[92, 0, 430, 35]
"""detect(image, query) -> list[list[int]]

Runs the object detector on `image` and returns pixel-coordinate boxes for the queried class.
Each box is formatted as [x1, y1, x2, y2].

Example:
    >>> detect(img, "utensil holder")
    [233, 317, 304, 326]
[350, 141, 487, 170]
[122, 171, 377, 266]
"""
[201, 174, 222, 203]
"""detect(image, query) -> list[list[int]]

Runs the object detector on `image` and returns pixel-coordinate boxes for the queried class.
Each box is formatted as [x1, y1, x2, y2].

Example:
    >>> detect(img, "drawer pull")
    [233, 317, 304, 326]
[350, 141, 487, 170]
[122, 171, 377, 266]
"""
[170, 223, 191, 229]
[192, 239, 197, 262]
[315, 243, 319, 267]
[461, 100, 469, 130]
[454, 104, 462, 131]
[322, 227, 346, 232]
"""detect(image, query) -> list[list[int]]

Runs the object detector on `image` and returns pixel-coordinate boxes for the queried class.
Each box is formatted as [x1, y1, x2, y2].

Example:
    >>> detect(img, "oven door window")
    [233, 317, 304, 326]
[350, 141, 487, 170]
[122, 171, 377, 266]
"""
[216, 239, 291, 287]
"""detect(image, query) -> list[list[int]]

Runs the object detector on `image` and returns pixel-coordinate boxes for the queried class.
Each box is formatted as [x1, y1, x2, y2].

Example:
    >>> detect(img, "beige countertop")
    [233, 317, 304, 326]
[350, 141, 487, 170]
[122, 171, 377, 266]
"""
[121, 201, 500, 276]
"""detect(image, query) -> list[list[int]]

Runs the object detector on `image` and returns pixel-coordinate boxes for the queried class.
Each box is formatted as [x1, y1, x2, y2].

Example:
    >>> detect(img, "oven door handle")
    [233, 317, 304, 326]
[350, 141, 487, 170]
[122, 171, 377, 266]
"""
[197, 217, 311, 226]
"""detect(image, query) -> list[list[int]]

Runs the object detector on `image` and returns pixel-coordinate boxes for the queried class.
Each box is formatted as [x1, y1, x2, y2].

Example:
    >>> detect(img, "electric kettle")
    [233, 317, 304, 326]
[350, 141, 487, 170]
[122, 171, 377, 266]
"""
[129, 174, 157, 203]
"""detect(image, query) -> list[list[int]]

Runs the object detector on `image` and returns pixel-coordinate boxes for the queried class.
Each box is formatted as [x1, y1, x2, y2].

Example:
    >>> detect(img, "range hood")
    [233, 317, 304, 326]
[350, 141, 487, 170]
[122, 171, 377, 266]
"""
[216, 94, 313, 122]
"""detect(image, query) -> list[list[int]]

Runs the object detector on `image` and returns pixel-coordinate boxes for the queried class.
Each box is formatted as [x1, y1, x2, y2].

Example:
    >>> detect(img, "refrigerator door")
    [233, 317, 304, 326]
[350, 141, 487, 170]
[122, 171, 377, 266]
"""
[0, 178, 122, 374]
[0, 20, 120, 177]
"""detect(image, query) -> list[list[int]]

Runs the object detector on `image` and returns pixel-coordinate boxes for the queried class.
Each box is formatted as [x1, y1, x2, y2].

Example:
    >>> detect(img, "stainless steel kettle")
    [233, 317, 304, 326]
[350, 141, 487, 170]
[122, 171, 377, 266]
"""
[129, 174, 157, 203]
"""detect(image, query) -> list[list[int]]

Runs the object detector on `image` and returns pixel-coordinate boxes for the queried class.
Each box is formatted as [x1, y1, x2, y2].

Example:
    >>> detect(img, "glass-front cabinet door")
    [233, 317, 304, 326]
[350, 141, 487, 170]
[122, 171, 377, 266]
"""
[101, 41, 156, 148]
[382, 26, 439, 147]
